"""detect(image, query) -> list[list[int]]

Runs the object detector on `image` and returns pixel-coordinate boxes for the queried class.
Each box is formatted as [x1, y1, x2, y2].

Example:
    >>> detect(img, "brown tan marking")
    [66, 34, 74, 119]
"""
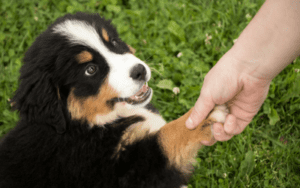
[102, 28, 109, 42]
[112, 106, 166, 159]
[75, 51, 93, 64]
[67, 80, 119, 125]
[127, 44, 136, 54]
[112, 122, 151, 159]
[158, 107, 217, 174]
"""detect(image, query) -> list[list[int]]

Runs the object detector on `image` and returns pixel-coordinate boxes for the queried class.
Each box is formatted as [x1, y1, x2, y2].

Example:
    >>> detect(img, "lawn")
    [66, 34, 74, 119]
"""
[0, 0, 299, 187]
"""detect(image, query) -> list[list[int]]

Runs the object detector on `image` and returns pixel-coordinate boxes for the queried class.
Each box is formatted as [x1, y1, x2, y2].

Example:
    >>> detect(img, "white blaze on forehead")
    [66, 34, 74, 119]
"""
[52, 20, 151, 98]
[53, 20, 103, 52]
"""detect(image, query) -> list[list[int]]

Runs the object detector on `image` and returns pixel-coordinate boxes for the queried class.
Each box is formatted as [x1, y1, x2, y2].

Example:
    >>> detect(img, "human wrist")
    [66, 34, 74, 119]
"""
[227, 0, 300, 81]
[229, 35, 296, 81]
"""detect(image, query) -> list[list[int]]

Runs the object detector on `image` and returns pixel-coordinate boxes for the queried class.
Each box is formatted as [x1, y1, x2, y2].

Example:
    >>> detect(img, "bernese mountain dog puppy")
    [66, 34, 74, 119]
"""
[0, 12, 228, 188]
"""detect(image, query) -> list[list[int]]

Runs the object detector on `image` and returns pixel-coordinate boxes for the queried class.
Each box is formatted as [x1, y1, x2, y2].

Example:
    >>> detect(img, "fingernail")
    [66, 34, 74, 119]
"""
[186, 118, 194, 129]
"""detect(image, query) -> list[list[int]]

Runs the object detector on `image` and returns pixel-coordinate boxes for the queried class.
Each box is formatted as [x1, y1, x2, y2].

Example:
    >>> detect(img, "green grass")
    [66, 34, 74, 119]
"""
[1, 0, 299, 187]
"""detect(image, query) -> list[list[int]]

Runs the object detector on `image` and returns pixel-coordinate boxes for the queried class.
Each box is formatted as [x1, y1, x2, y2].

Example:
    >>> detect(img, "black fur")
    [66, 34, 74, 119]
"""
[0, 13, 186, 188]
[0, 116, 185, 188]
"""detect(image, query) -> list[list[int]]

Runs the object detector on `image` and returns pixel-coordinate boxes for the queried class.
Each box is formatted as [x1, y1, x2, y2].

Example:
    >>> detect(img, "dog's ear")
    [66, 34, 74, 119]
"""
[11, 69, 66, 134]
[127, 44, 136, 54]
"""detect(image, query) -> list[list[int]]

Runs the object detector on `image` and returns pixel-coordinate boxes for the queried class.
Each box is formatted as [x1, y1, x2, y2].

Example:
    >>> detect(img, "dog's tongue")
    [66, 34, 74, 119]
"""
[129, 84, 149, 100]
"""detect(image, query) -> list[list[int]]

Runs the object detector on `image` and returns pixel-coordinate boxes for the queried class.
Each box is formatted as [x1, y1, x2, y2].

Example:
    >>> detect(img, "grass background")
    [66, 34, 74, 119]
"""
[0, 0, 299, 187]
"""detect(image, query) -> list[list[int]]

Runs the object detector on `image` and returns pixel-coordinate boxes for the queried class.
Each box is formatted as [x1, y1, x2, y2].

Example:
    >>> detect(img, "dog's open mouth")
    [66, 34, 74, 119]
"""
[126, 82, 152, 105]
[109, 83, 152, 106]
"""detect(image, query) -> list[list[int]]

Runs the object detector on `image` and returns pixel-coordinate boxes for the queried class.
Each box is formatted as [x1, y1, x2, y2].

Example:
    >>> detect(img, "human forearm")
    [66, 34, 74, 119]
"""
[230, 0, 300, 80]
[186, 0, 300, 143]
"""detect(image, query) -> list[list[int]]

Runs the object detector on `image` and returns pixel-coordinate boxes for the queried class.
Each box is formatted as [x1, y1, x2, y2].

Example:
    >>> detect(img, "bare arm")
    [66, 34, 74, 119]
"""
[186, 0, 300, 144]
[232, 0, 300, 80]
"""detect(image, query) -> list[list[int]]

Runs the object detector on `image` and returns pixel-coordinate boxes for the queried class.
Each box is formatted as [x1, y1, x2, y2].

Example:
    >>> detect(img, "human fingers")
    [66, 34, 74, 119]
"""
[185, 90, 215, 129]
[223, 114, 241, 135]
[200, 109, 234, 145]
[201, 115, 238, 145]
[213, 112, 253, 142]
[213, 122, 234, 141]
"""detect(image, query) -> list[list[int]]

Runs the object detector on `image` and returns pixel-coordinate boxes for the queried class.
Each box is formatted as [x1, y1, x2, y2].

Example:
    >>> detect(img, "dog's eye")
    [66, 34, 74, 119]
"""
[85, 65, 97, 76]
[111, 38, 118, 46]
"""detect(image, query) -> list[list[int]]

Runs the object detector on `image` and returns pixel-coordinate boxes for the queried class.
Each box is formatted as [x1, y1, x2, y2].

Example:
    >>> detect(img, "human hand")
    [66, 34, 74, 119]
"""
[185, 51, 271, 146]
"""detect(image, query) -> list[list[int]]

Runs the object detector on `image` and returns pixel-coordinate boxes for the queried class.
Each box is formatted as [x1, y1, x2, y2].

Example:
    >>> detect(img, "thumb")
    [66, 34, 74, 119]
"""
[186, 92, 215, 129]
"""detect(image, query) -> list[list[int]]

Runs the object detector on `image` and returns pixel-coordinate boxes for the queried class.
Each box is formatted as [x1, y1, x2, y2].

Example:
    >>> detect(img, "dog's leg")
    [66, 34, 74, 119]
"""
[158, 104, 229, 175]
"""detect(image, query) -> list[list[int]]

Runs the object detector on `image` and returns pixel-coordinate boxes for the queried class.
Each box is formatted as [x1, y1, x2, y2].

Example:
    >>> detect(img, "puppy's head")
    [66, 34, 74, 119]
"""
[12, 13, 152, 133]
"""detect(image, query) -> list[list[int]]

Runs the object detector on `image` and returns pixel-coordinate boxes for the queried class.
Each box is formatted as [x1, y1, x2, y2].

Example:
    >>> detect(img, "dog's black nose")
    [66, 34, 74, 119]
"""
[130, 64, 146, 81]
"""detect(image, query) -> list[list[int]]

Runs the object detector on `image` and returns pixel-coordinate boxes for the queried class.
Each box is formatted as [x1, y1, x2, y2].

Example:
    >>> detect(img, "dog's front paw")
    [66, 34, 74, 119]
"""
[208, 104, 229, 123]
[207, 104, 229, 136]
